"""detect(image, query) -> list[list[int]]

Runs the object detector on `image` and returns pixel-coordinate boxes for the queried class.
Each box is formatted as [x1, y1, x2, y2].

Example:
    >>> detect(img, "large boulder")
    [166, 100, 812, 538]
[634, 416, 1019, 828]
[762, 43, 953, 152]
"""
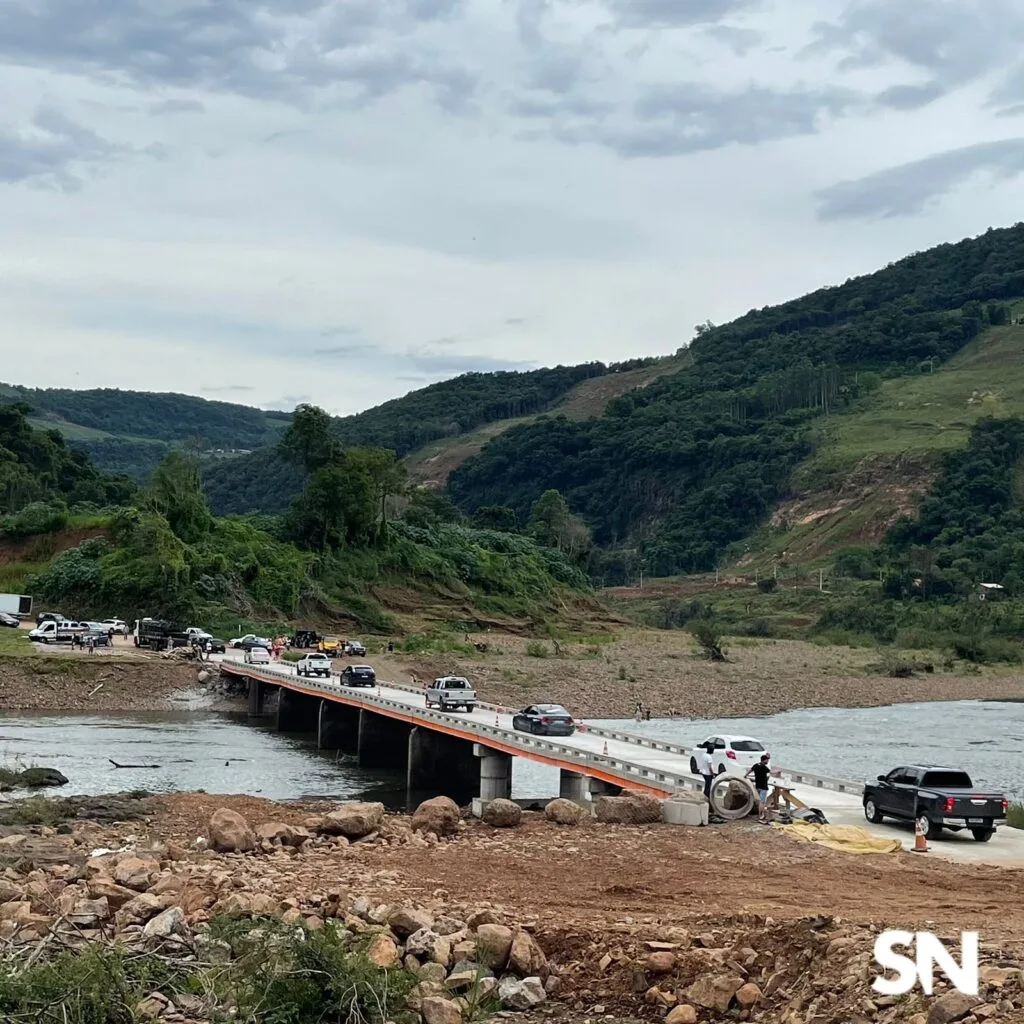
[544, 798, 585, 825]
[411, 796, 461, 837]
[476, 923, 514, 970]
[255, 822, 311, 847]
[508, 929, 548, 977]
[927, 992, 981, 1024]
[482, 799, 522, 828]
[319, 802, 385, 839]
[207, 808, 256, 853]
[593, 794, 662, 825]
[685, 973, 744, 1013]
[406, 928, 452, 966]
[112, 857, 161, 891]
[115, 892, 166, 929]
[498, 975, 546, 1011]
[14, 767, 68, 788]
[421, 995, 462, 1024]
[388, 906, 434, 938]
[366, 933, 400, 969]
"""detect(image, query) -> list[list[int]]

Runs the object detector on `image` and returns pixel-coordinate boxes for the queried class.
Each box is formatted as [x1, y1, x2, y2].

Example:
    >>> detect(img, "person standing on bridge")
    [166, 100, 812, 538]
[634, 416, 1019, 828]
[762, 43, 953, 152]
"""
[699, 742, 715, 802]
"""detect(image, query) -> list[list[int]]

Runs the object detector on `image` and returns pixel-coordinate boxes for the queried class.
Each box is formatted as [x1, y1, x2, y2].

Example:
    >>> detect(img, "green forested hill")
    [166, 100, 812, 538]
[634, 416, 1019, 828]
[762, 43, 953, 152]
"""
[448, 223, 1024, 575]
[202, 360, 662, 514]
[0, 384, 291, 481]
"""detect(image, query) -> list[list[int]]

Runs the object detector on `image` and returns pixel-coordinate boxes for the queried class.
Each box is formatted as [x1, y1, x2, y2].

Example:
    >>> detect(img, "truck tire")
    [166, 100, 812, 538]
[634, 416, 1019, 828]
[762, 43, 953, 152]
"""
[864, 798, 884, 824]
[917, 813, 941, 840]
[971, 828, 994, 842]
[689, 756, 698, 774]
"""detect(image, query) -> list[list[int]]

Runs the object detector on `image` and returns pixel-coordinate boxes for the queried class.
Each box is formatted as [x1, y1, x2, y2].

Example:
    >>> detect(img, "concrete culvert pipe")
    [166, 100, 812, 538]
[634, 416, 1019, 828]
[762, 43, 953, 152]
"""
[710, 776, 756, 819]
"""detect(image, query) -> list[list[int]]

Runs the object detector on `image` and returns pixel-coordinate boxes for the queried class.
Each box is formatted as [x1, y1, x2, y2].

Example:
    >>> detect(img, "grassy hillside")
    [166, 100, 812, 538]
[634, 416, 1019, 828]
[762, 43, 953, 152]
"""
[737, 323, 1024, 568]
[406, 355, 690, 487]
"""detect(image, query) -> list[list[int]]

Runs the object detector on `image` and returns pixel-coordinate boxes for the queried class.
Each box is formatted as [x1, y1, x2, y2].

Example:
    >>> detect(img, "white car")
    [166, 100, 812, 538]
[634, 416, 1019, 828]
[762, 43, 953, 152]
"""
[689, 734, 766, 777]
[296, 653, 332, 677]
[245, 647, 271, 665]
[101, 618, 128, 636]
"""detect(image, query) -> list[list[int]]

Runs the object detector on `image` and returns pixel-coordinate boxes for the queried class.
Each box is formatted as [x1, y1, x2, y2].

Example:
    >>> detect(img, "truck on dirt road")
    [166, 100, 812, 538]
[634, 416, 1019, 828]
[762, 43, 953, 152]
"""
[863, 764, 1008, 841]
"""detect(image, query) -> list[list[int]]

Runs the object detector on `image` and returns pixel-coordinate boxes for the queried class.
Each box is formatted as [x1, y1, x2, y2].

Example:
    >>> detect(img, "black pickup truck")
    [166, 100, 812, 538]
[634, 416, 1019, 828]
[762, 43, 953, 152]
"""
[863, 765, 1008, 842]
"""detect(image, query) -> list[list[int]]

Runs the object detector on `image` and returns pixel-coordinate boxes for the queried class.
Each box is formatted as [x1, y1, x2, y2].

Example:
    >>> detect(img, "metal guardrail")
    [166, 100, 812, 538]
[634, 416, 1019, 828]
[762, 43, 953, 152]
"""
[220, 659, 862, 798]
[221, 661, 701, 796]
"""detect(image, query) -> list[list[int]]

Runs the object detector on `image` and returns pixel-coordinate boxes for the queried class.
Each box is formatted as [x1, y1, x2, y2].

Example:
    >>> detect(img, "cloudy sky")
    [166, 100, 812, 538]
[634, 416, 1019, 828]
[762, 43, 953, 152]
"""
[2, 0, 1023, 415]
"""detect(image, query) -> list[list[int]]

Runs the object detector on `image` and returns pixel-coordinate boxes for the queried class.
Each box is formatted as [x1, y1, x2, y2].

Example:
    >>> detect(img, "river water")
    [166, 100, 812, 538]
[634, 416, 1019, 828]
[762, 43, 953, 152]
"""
[0, 700, 1021, 804]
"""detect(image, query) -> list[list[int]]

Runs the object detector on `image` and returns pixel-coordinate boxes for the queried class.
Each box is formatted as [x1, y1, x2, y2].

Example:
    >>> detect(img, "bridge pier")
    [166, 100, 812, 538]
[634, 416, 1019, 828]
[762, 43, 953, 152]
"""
[357, 709, 410, 769]
[277, 688, 319, 733]
[408, 728, 480, 792]
[560, 769, 622, 803]
[247, 678, 264, 716]
[318, 701, 359, 752]
[474, 744, 512, 801]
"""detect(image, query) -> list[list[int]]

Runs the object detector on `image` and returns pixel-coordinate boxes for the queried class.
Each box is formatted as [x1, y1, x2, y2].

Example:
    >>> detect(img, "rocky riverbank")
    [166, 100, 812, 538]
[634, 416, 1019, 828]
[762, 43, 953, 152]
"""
[0, 791, 1022, 1023]
[0, 655, 204, 713]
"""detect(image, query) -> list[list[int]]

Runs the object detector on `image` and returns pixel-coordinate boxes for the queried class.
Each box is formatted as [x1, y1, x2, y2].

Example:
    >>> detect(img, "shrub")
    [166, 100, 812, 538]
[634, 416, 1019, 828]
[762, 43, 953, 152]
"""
[525, 641, 549, 658]
[1008, 803, 1024, 830]
[692, 621, 727, 662]
[757, 577, 778, 593]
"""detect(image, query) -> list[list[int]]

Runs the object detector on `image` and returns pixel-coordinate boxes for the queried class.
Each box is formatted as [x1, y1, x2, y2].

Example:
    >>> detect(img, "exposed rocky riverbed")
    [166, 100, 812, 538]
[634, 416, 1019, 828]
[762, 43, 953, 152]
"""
[0, 791, 1022, 1023]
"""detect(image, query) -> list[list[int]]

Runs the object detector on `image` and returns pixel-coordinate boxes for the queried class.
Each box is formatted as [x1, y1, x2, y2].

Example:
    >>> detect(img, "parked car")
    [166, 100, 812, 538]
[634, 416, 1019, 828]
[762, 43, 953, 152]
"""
[0, 611, 19, 628]
[204, 638, 227, 654]
[85, 629, 111, 647]
[245, 647, 271, 665]
[341, 664, 376, 687]
[863, 765, 1008, 842]
[185, 627, 213, 642]
[296, 653, 333, 678]
[425, 676, 476, 712]
[512, 704, 576, 736]
[343, 639, 366, 656]
[231, 634, 271, 651]
[318, 636, 341, 655]
[689, 735, 766, 777]
[102, 618, 129, 636]
[35, 611, 64, 626]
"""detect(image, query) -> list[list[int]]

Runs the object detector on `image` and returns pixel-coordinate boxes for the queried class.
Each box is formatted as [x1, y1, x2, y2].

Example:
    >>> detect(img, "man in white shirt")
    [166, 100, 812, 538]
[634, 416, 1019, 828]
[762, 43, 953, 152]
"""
[699, 743, 715, 802]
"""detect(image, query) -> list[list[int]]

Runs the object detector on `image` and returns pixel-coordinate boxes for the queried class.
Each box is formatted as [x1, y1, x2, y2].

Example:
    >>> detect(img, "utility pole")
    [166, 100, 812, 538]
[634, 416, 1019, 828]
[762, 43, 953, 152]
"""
[639, 569, 644, 589]
[819, 569, 824, 592]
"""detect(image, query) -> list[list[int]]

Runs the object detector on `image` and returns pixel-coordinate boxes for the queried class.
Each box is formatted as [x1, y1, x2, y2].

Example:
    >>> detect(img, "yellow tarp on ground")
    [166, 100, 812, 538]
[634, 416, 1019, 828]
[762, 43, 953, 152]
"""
[775, 821, 902, 855]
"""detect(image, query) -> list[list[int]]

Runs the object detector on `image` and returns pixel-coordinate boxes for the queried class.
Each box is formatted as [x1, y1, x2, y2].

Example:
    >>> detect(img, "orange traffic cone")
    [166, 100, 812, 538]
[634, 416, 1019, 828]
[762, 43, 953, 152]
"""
[912, 818, 929, 854]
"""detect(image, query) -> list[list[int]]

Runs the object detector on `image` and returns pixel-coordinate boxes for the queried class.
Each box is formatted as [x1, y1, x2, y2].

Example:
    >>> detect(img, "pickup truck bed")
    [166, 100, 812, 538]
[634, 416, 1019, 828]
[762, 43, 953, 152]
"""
[864, 765, 1008, 841]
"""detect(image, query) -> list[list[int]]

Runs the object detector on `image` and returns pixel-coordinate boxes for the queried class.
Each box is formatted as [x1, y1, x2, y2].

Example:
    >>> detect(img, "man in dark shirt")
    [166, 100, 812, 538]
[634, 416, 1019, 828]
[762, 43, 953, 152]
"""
[746, 754, 772, 823]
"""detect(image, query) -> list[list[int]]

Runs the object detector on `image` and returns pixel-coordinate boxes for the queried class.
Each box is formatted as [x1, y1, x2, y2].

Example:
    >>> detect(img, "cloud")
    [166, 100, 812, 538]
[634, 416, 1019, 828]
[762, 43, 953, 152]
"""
[816, 138, 1024, 220]
[702, 25, 767, 56]
[150, 98, 206, 116]
[405, 350, 537, 374]
[602, 0, 762, 29]
[0, 106, 127, 189]
[807, 0, 1024, 112]
[202, 385, 256, 393]
[0, 0, 476, 110]
[560, 83, 858, 158]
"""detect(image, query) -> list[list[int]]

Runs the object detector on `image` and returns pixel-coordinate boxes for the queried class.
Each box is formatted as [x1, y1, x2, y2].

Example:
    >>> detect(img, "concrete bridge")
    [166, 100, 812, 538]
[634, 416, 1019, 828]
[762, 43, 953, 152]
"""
[218, 659, 862, 812]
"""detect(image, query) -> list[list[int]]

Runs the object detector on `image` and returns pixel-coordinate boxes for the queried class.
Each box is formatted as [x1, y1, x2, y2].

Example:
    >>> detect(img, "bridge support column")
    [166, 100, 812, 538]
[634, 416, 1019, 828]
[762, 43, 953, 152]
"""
[276, 688, 319, 733]
[318, 701, 359, 752]
[247, 678, 264, 716]
[559, 769, 622, 803]
[357, 710, 410, 770]
[408, 728, 480, 792]
[474, 744, 512, 802]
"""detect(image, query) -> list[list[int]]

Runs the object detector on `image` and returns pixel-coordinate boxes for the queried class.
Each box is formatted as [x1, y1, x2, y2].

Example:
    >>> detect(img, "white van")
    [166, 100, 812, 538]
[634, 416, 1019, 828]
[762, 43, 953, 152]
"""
[28, 620, 87, 644]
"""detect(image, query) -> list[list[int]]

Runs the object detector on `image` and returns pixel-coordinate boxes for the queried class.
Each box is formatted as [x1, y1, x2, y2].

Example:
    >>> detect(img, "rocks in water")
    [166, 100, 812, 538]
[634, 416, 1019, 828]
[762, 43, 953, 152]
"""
[319, 802, 384, 839]
[593, 793, 662, 824]
[481, 798, 522, 828]
[9, 767, 69, 789]
[543, 798, 585, 825]
[411, 796, 461, 837]
[207, 808, 256, 853]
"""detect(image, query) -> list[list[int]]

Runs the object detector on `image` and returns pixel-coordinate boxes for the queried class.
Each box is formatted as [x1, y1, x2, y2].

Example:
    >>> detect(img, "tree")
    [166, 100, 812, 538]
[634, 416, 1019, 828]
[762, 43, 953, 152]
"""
[144, 451, 213, 543]
[527, 488, 592, 561]
[279, 404, 337, 473]
[472, 505, 518, 532]
[403, 488, 463, 528]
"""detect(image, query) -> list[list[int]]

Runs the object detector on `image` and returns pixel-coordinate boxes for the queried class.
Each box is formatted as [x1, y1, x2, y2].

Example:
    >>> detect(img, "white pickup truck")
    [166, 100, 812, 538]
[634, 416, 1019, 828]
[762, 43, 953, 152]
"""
[425, 676, 477, 712]
[28, 620, 88, 644]
[296, 653, 332, 678]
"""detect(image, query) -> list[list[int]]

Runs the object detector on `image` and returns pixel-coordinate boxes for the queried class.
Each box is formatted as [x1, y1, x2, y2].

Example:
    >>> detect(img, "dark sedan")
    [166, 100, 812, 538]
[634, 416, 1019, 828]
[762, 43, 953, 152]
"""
[204, 638, 227, 654]
[0, 612, 19, 628]
[512, 704, 576, 736]
[341, 664, 376, 688]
